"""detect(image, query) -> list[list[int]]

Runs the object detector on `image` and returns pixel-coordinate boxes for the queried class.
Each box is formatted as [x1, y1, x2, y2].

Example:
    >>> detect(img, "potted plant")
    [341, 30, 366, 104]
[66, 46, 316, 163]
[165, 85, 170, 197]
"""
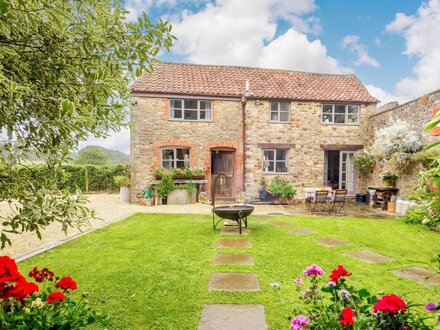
[268, 176, 297, 204]
[168, 182, 197, 204]
[353, 154, 375, 203]
[113, 175, 131, 203]
[154, 172, 175, 204]
[380, 172, 398, 188]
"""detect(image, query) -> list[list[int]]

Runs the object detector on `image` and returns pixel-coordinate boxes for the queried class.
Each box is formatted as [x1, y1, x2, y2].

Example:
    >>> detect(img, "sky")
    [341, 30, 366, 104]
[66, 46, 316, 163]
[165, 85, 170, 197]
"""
[81, 0, 440, 153]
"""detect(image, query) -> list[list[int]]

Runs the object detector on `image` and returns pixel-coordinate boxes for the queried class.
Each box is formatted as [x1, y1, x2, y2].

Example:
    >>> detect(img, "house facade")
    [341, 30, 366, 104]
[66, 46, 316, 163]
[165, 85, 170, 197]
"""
[130, 62, 378, 201]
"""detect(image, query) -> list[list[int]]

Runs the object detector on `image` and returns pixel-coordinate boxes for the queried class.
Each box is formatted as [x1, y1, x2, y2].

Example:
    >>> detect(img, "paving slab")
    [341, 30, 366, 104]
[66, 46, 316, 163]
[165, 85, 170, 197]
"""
[220, 228, 250, 236]
[347, 250, 394, 263]
[289, 229, 316, 236]
[315, 237, 349, 247]
[213, 253, 255, 265]
[271, 221, 294, 227]
[391, 267, 440, 286]
[198, 304, 268, 330]
[217, 239, 252, 248]
[209, 273, 261, 291]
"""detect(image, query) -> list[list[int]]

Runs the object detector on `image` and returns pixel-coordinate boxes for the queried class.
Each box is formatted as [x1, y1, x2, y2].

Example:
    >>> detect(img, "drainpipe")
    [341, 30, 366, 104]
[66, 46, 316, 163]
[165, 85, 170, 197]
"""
[241, 95, 246, 193]
[241, 80, 249, 193]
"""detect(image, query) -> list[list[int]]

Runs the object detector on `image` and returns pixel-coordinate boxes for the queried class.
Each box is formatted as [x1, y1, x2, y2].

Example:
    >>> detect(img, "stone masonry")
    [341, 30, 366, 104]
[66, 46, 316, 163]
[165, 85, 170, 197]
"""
[131, 94, 376, 201]
[366, 89, 440, 197]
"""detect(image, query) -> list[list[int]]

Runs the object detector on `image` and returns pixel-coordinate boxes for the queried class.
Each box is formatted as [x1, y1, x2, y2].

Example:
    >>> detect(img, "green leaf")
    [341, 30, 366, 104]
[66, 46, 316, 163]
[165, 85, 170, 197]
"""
[0, 0, 9, 14]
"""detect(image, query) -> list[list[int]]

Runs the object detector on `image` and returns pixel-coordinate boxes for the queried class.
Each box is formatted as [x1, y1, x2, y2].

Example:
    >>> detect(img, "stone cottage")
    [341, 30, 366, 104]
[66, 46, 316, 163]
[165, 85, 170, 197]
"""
[130, 62, 378, 201]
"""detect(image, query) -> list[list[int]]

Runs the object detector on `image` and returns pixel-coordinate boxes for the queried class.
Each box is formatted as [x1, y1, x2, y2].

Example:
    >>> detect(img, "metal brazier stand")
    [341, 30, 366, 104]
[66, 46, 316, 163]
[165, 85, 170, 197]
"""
[211, 173, 254, 234]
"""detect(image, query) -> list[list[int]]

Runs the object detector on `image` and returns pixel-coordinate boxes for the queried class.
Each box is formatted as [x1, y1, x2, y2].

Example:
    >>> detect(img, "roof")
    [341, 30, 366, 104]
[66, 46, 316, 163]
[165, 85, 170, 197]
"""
[131, 62, 378, 103]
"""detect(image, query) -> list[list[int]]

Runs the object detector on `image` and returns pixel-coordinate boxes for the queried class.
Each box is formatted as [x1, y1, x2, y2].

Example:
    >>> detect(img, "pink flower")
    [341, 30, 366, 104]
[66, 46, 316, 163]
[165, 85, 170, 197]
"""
[294, 277, 304, 285]
[303, 264, 324, 276]
[290, 315, 310, 329]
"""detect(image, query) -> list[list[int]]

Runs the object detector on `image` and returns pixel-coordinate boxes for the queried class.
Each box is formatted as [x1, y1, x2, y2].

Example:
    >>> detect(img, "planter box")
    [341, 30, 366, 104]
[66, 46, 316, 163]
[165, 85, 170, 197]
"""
[167, 189, 197, 205]
[120, 186, 131, 203]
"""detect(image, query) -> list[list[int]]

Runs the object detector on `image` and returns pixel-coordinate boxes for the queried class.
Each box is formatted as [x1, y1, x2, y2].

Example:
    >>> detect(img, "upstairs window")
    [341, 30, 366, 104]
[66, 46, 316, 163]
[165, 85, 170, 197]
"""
[170, 99, 212, 121]
[262, 149, 288, 174]
[270, 101, 290, 122]
[161, 148, 190, 169]
[322, 104, 359, 124]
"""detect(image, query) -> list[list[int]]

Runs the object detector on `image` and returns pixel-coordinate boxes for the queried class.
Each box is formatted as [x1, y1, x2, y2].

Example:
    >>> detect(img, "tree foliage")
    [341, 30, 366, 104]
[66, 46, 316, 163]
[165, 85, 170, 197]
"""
[74, 148, 108, 166]
[0, 0, 175, 247]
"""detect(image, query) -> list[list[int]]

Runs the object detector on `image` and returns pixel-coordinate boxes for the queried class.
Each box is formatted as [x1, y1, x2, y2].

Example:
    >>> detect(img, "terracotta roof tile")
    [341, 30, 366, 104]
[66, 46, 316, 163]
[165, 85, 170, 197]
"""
[131, 62, 378, 103]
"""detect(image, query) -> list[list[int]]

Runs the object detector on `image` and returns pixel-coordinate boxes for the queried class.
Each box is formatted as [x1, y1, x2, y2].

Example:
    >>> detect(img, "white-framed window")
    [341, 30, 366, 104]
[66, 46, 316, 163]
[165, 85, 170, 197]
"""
[321, 104, 360, 124]
[262, 149, 289, 174]
[270, 101, 290, 122]
[161, 148, 190, 169]
[169, 99, 212, 121]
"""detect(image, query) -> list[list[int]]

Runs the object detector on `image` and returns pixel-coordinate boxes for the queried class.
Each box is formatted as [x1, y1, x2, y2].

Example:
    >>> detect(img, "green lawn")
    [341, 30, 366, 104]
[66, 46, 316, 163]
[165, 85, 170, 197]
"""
[18, 214, 440, 329]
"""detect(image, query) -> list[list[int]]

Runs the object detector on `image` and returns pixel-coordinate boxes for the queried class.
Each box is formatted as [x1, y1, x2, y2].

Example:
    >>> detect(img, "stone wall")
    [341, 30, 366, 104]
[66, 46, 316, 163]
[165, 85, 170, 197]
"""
[131, 95, 375, 201]
[244, 100, 375, 196]
[130, 97, 244, 202]
[365, 89, 440, 197]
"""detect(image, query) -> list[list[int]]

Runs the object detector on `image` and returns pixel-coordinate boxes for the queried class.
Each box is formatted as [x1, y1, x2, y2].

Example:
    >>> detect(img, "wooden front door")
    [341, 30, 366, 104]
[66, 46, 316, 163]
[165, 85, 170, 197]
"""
[211, 150, 234, 199]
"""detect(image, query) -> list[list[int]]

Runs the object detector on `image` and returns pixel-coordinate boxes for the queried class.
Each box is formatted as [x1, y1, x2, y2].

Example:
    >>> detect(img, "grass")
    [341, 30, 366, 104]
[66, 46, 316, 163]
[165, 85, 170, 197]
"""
[18, 213, 440, 329]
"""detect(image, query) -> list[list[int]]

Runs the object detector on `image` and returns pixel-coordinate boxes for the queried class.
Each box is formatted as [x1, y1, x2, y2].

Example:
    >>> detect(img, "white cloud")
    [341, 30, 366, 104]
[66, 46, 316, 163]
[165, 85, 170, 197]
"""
[124, 0, 154, 22]
[386, 0, 440, 99]
[365, 84, 408, 106]
[341, 35, 379, 68]
[171, 0, 349, 73]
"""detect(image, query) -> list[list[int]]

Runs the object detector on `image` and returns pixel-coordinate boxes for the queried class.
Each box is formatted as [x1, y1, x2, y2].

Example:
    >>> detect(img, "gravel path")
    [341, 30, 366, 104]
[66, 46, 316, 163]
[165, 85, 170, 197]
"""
[1, 194, 291, 261]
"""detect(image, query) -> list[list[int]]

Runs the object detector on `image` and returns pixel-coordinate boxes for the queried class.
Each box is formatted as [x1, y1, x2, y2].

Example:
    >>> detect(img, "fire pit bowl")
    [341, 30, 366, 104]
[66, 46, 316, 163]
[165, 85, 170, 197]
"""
[212, 205, 254, 220]
[211, 174, 254, 234]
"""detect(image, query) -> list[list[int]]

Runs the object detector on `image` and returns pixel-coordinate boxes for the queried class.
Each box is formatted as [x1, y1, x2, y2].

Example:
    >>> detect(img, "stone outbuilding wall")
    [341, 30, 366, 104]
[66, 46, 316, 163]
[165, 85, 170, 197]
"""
[365, 89, 440, 197]
[244, 100, 375, 195]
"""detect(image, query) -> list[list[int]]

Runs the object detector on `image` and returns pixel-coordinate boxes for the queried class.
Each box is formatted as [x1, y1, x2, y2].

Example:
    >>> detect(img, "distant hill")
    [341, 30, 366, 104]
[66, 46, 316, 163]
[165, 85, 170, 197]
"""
[70, 146, 130, 164]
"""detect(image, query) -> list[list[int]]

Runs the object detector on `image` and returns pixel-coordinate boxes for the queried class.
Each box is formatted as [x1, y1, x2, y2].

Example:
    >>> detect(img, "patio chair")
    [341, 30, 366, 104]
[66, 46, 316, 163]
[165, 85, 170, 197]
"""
[329, 189, 347, 215]
[310, 190, 329, 213]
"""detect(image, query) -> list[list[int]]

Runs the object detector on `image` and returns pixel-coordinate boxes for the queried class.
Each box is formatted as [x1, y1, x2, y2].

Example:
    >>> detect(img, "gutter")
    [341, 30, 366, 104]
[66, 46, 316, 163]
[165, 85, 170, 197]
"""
[241, 95, 246, 192]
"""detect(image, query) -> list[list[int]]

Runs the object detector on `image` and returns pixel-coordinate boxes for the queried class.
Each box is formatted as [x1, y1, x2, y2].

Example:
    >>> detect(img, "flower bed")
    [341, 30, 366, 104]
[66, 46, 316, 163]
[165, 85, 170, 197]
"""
[0, 256, 107, 329]
[290, 263, 433, 329]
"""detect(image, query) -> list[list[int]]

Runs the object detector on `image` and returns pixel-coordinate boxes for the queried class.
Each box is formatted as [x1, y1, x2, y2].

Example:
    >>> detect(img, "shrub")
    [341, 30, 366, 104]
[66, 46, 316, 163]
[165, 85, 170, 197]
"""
[113, 175, 131, 187]
[268, 176, 297, 198]
[0, 256, 107, 329]
[155, 173, 175, 199]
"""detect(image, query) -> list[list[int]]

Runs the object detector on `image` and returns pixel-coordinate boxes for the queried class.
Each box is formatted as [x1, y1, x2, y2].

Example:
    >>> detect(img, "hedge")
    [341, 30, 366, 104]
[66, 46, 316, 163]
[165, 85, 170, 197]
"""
[14, 164, 129, 193]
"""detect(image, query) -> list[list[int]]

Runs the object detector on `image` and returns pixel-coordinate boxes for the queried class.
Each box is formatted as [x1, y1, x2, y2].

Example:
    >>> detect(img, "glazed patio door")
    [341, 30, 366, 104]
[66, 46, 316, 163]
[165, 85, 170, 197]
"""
[339, 151, 356, 196]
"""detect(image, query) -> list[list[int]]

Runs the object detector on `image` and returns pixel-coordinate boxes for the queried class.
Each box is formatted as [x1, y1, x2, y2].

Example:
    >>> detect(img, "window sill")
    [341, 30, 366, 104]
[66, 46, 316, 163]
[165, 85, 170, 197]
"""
[168, 119, 213, 123]
[269, 120, 291, 124]
[321, 122, 360, 126]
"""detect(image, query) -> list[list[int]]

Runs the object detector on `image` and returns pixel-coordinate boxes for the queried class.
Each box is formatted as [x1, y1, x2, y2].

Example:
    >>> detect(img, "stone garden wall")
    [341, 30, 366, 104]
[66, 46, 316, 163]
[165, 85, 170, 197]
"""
[366, 89, 440, 197]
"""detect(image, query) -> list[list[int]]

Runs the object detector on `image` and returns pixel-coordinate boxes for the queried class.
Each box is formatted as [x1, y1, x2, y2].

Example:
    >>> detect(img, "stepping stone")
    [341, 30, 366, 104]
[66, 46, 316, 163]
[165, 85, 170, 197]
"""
[217, 239, 252, 248]
[213, 253, 255, 265]
[347, 250, 394, 263]
[315, 237, 349, 247]
[272, 221, 294, 227]
[221, 228, 250, 236]
[391, 267, 440, 286]
[198, 304, 268, 330]
[267, 212, 285, 216]
[289, 229, 316, 236]
[209, 272, 261, 291]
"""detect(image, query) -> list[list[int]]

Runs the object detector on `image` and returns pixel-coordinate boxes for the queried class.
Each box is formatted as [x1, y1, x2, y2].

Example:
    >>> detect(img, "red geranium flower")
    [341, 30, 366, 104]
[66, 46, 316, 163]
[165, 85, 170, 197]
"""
[46, 291, 66, 304]
[329, 265, 351, 284]
[29, 267, 55, 283]
[0, 256, 22, 300]
[55, 276, 77, 291]
[374, 294, 407, 314]
[339, 307, 355, 327]
[10, 275, 39, 300]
